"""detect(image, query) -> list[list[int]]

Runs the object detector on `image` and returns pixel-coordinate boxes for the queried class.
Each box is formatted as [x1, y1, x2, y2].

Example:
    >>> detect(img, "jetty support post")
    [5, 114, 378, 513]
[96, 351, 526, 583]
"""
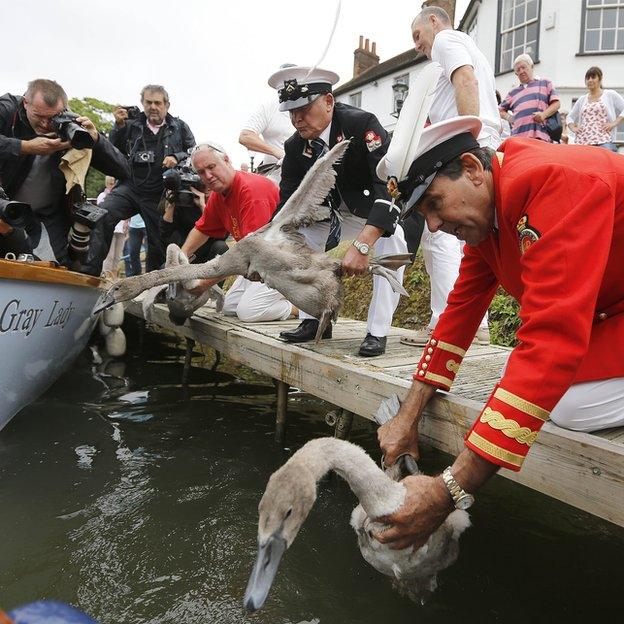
[275, 380, 289, 444]
[334, 409, 354, 440]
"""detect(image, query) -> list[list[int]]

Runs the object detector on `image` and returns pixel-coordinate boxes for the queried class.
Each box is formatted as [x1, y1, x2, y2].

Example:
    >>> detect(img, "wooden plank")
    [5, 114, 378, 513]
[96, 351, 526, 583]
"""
[124, 302, 624, 527]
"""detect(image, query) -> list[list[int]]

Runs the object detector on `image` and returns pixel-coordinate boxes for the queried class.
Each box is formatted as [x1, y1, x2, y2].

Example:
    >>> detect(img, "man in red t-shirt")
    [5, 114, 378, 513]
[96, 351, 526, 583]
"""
[180, 142, 296, 322]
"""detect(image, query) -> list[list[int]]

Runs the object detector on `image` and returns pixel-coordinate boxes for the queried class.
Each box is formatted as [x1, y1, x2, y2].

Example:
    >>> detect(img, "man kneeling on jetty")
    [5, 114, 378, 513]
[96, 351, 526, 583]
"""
[375, 115, 624, 549]
[180, 142, 296, 322]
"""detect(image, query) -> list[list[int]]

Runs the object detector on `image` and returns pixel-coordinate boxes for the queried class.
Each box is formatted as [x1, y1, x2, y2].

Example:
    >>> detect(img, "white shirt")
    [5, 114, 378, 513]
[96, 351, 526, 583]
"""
[429, 29, 501, 149]
[242, 99, 293, 164]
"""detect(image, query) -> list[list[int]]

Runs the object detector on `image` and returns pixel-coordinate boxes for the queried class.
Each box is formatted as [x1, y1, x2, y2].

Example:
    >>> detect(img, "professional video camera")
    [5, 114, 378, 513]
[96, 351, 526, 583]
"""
[162, 158, 205, 209]
[68, 199, 108, 261]
[0, 187, 33, 229]
[51, 110, 96, 150]
[121, 105, 141, 120]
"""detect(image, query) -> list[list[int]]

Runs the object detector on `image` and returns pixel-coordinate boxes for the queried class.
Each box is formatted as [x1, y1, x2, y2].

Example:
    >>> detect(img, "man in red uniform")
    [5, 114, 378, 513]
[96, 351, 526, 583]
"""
[373, 115, 624, 549]
[181, 142, 295, 322]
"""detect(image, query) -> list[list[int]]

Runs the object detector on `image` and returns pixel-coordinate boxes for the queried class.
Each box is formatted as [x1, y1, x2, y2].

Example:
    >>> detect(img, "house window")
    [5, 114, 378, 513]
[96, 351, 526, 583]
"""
[581, 0, 624, 53]
[497, 0, 540, 73]
[349, 91, 362, 108]
[392, 74, 410, 117]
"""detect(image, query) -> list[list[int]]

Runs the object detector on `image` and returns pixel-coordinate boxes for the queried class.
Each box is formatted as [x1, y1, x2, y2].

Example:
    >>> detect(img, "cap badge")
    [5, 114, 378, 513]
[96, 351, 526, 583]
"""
[284, 79, 298, 94]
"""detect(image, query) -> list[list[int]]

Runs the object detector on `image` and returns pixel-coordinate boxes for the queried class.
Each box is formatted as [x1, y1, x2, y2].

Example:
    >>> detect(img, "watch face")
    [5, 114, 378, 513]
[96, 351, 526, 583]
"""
[360, 243, 369, 254]
[457, 494, 475, 510]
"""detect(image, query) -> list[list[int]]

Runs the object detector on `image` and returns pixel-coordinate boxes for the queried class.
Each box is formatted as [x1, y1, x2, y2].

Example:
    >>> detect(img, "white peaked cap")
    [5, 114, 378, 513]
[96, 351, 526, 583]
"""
[268, 65, 340, 111]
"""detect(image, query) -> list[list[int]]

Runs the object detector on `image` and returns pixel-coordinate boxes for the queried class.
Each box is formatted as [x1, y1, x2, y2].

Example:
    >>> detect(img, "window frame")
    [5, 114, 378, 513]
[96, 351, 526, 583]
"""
[578, 0, 624, 56]
[495, 0, 542, 76]
[349, 91, 362, 109]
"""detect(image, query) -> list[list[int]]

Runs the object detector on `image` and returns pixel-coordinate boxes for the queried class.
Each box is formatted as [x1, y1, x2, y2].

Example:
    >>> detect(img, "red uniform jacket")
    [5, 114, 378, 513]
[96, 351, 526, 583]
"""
[415, 138, 624, 471]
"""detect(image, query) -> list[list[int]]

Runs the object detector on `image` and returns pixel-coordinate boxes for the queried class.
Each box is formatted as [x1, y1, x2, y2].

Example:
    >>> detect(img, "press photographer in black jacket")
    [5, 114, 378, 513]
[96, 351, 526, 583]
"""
[82, 84, 195, 275]
[0, 79, 130, 266]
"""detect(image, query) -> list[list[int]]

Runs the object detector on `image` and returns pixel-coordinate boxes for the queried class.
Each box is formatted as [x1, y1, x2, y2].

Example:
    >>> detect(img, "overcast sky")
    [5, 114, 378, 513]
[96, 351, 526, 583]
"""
[5, 0, 469, 166]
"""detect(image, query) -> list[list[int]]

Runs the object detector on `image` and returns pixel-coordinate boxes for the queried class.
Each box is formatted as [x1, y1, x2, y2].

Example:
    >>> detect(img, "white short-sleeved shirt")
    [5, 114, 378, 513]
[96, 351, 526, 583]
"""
[430, 29, 501, 149]
[242, 99, 294, 165]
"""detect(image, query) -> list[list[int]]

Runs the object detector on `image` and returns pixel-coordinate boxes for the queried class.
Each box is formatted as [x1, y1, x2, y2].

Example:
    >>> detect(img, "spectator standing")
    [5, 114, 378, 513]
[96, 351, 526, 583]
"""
[124, 213, 146, 277]
[568, 66, 624, 153]
[499, 54, 560, 142]
[406, 5, 498, 346]
[99, 176, 127, 276]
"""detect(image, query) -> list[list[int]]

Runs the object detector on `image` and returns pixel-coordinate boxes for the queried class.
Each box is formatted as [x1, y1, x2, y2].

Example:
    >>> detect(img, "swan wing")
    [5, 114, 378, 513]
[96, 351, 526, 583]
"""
[270, 140, 350, 231]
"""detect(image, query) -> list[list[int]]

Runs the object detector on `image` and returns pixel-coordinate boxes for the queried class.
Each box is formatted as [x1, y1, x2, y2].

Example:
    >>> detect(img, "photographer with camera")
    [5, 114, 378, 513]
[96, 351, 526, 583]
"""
[0, 186, 35, 258]
[160, 157, 227, 265]
[81, 84, 195, 276]
[0, 79, 130, 265]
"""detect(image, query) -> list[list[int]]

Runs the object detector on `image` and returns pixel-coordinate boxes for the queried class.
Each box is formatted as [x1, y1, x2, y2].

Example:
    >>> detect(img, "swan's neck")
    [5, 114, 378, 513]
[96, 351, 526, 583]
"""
[292, 438, 405, 518]
[132, 252, 247, 290]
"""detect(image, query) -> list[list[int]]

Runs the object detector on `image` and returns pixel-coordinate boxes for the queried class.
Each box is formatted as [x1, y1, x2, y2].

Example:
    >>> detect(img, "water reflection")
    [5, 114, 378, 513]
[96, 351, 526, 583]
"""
[0, 321, 623, 623]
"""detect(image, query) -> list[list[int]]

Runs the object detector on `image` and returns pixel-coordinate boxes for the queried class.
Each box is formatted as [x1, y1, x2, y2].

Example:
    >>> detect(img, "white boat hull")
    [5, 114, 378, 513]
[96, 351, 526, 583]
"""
[0, 262, 103, 430]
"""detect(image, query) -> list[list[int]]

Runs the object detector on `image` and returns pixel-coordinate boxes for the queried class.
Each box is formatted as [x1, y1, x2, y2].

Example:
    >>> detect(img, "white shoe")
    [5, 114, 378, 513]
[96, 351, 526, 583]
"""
[400, 327, 433, 347]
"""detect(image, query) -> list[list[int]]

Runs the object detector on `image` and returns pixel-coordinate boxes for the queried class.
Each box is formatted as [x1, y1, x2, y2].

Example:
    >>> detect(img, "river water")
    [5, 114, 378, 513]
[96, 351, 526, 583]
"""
[1, 321, 623, 623]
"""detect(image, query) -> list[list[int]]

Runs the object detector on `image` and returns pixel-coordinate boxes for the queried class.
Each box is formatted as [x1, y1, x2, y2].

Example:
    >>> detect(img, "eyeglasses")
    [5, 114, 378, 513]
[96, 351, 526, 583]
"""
[190, 142, 225, 156]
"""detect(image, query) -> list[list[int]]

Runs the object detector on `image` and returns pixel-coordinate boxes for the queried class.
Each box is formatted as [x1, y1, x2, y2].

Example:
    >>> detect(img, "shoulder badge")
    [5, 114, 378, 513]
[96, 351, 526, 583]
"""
[364, 129, 382, 152]
[516, 214, 540, 254]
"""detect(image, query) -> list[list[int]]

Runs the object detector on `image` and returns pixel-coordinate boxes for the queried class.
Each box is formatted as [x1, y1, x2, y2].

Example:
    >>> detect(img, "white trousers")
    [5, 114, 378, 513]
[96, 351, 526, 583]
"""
[222, 276, 292, 322]
[421, 228, 489, 330]
[550, 377, 624, 432]
[103, 232, 125, 275]
[299, 212, 408, 337]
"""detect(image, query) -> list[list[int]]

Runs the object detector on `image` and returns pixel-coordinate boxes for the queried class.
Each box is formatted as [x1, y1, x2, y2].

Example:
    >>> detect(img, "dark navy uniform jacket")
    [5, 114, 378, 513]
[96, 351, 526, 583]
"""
[277, 102, 398, 236]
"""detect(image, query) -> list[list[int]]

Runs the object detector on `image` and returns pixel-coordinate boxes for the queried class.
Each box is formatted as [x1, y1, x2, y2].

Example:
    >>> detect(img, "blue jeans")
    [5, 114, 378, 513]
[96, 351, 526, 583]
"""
[124, 227, 145, 276]
[598, 142, 619, 153]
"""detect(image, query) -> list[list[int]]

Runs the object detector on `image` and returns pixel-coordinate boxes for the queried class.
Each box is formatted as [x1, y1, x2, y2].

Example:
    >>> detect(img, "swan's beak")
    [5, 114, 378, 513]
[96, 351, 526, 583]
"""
[93, 289, 117, 314]
[243, 533, 287, 612]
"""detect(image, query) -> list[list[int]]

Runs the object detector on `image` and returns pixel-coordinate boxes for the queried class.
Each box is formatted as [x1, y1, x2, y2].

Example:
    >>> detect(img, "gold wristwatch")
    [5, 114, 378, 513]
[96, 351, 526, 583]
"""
[441, 467, 475, 510]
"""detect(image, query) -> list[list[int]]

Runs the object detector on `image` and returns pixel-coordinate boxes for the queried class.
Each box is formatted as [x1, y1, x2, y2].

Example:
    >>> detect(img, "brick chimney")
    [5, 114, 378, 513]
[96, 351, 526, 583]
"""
[353, 35, 379, 78]
[421, 0, 456, 25]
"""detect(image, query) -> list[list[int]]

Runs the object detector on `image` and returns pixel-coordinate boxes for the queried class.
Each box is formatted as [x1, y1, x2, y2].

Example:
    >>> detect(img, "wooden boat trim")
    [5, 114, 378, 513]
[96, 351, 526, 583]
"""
[0, 259, 102, 289]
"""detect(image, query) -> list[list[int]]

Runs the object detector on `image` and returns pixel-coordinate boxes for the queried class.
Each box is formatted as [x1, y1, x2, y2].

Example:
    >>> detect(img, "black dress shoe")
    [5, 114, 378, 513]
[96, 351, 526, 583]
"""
[279, 319, 332, 343]
[358, 333, 387, 357]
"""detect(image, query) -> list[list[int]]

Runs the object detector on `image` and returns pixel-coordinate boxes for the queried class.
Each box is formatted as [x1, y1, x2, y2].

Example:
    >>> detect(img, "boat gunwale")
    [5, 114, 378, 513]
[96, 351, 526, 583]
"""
[0, 259, 102, 289]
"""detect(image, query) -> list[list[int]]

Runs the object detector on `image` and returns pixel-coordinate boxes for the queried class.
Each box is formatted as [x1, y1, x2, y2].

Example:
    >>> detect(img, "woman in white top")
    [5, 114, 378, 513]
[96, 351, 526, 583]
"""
[568, 66, 624, 153]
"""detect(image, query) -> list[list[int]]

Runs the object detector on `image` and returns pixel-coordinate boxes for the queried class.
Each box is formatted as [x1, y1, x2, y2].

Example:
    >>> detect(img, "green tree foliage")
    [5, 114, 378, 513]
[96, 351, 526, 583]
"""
[68, 97, 118, 197]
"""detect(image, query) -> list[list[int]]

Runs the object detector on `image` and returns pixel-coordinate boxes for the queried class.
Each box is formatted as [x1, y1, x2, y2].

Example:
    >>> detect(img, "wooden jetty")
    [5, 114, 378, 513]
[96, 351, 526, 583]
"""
[126, 300, 624, 528]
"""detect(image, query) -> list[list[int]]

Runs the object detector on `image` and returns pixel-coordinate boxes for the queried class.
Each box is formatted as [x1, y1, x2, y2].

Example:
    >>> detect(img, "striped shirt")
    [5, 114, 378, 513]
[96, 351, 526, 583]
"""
[500, 78, 559, 142]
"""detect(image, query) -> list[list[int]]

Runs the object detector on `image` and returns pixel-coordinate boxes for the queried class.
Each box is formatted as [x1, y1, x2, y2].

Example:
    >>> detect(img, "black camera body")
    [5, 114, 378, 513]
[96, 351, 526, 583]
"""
[133, 150, 156, 164]
[162, 159, 205, 209]
[0, 187, 33, 229]
[51, 111, 95, 150]
[122, 105, 141, 120]
[68, 200, 108, 260]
